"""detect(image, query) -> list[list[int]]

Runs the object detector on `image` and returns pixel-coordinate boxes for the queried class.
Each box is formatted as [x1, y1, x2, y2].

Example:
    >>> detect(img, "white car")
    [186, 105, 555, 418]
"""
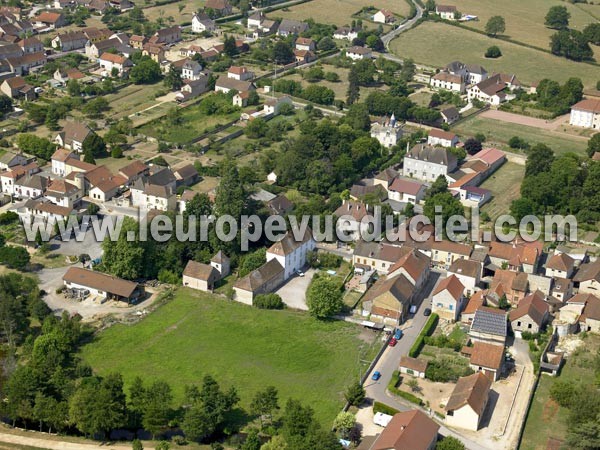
[295, 269, 305, 277]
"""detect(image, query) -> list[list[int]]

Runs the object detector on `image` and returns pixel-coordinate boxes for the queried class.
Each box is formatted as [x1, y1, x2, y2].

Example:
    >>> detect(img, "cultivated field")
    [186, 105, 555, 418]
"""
[389, 22, 600, 88]
[479, 161, 525, 220]
[80, 288, 379, 425]
[142, 0, 207, 23]
[450, 0, 599, 52]
[452, 115, 589, 155]
[521, 335, 600, 450]
[275, 0, 411, 27]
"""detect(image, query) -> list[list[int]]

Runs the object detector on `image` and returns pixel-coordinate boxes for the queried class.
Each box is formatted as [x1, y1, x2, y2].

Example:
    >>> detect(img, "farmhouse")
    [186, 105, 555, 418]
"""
[333, 26, 358, 41]
[362, 274, 416, 325]
[20, 199, 74, 223]
[191, 12, 216, 33]
[34, 11, 66, 29]
[445, 372, 492, 431]
[334, 200, 374, 242]
[469, 306, 508, 344]
[98, 52, 133, 75]
[436, 4, 457, 20]
[215, 75, 254, 94]
[0, 76, 34, 100]
[0, 151, 29, 170]
[432, 274, 466, 322]
[467, 73, 519, 105]
[441, 106, 460, 124]
[205, 0, 232, 15]
[448, 258, 481, 296]
[387, 248, 431, 289]
[45, 179, 82, 208]
[264, 95, 292, 115]
[430, 72, 464, 93]
[62, 267, 143, 302]
[568, 293, 600, 333]
[570, 99, 600, 129]
[427, 128, 458, 148]
[469, 341, 504, 382]
[368, 410, 439, 450]
[510, 290, 549, 336]
[345, 46, 372, 61]
[491, 269, 528, 305]
[399, 356, 428, 378]
[574, 259, 600, 294]
[295, 37, 315, 51]
[182, 260, 220, 292]
[54, 122, 92, 152]
[277, 19, 308, 36]
[233, 258, 285, 305]
[373, 9, 395, 24]
[403, 144, 458, 182]
[545, 252, 576, 279]
[352, 241, 409, 275]
[387, 178, 426, 204]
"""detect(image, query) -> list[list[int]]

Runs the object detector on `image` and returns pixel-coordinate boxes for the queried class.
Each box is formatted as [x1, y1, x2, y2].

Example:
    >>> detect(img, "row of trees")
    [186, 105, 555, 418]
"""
[545, 5, 597, 61]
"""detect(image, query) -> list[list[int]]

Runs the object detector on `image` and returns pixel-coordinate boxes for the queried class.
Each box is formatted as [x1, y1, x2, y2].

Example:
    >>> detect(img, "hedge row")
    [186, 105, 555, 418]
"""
[408, 313, 439, 358]
[373, 401, 400, 416]
[387, 370, 424, 406]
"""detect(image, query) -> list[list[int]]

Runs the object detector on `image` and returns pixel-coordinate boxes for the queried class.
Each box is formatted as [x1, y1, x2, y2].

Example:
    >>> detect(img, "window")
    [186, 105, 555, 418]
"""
[528, 323, 532, 329]
[517, 321, 521, 327]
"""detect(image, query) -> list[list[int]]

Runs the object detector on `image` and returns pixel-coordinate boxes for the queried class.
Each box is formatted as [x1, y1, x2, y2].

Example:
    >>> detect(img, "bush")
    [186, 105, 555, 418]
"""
[396, 389, 424, 406]
[253, 293, 285, 309]
[387, 371, 424, 405]
[344, 381, 366, 406]
[158, 269, 180, 284]
[425, 358, 474, 383]
[550, 380, 578, 408]
[111, 147, 124, 158]
[373, 401, 400, 416]
[0, 211, 19, 225]
[409, 313, 439, 357]
[485, 45, 502, 58]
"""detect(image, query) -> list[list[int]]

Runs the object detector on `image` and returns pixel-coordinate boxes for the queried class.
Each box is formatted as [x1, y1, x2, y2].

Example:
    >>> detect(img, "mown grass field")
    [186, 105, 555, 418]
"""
[479, 161, 525, 220]
[450, 0, 599, 53]
[521, 335, 600, 450]
[275, 0, 410, 27]
[80, 288, 378, 425]
[389, 22, 600, 88]
[452, 115, 588, 155]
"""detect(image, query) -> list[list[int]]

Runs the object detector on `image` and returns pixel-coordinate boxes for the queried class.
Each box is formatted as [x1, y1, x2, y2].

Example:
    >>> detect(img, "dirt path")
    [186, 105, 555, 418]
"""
[480, 109, 565, 130]
[0, 431, 154, 450]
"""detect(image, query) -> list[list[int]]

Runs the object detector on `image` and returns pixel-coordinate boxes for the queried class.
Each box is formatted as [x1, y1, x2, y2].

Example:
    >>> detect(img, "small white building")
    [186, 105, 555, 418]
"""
[427, 128, 459, 148]
[370, 114, 402, 148]
[345, 46, 372, 61]
[445, 372, 491, 431]
[436, 4, 457, 20]
[62, 267, 141, 302]
[570, 99, 600, 129]
[263, 95, 292, 115]
[403, 144, 458, 182]
[182, 260, 220, 291]
[191, 12, 216, 33]
[399, 356, 427, 378]
[373, 9, 395, 23]
[432, 274, 466, 322]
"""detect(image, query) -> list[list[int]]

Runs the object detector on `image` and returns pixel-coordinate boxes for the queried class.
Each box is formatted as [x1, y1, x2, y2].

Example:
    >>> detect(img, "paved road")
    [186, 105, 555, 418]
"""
[381, 1, 424, 49]
[361, 270, 493, 450]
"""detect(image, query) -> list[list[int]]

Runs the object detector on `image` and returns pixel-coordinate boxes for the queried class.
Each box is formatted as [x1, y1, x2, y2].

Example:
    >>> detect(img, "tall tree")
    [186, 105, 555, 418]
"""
[307, 275, 343, 319]
[545, 5, 570, 30]
[485, 16, 505, 37]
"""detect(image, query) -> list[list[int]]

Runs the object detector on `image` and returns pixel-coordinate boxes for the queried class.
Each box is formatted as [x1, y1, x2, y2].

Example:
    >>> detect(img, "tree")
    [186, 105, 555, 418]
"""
[223, 35, 237, 56]
[67, 79, 81, 97]
[261, 435, 288, 450]
[250, 386, 279, 425]
[132, 439, 143, 450]
[245, 117, 269, 138]
[0, 246, 30, 270]
[142, 380, 172, 438]
[344, 381, 365, 406]
[82, 132, 106, 158]
[101, 217, 147, 280]
[346, 66, 360, 105]
[485, 16, 505, 37]
[317, 36, 336, 51]
[463, 137, 482, 155]
[241, 429, 261, 450]
[584, 23, 600, 46]
[163, 67, 183, 90]
[587, 133, 600, 158]
[307, 275, 343, 319]
[525, 144, 554, 177]
[436, 436, 466, 450]
[566, 420, 600, 450]
[0, 94, 13, 116]
[272, 41, 294, 64]
[545, 5, 570, 30]
[130, 57, 162, 84]
[485, 45, 502, 58]
[423, 192, 464, 232]
[551, 29, 593, 61]
[333, 412, 355, 438]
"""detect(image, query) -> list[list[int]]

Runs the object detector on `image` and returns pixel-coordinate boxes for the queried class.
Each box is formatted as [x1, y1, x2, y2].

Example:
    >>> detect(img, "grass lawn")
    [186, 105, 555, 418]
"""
[452, 115, 588, 155]
[449, 0, 599, 54]
[521, 335, 600, 450]
[275, 0, 411, 27]
[103, 83, 168, 121]
[479, 161, 525, 220]
[389, 21, 600, 88]
[80, 288, 377, 426]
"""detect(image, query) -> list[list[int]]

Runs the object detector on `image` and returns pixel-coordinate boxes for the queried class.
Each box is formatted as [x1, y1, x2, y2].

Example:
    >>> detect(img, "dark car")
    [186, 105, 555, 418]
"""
[424, 308, 432, 316]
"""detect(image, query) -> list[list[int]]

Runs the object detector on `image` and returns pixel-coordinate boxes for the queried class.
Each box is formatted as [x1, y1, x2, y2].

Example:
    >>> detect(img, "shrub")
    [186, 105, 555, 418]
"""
[485, 45, 502, 58]
[344, 381, 366, 406]
[409, 313, 439, 357]
[550, 380, 578, 408]
[425, 358, 473, 383]
[253, 293, 285, 309]
[0, 211, 19, 225]
[158, 269, 180, 284]
[395, 390, 424, 406]
[373, 401, 400, 416]
[387, 371, 424, 405]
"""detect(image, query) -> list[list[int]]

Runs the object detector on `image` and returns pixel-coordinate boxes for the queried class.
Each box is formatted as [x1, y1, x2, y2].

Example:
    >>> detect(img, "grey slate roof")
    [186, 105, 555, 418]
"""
[470, 306, 507, 337]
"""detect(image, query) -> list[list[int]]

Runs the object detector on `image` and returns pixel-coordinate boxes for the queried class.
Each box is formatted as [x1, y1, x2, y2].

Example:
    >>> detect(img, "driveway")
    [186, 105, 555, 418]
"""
[275, 268, 315, 310]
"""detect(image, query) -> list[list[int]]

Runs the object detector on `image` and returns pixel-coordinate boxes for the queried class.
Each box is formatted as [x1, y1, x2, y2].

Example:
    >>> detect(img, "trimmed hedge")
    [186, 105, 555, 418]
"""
[387, 370, 424, 406]
[408, 313, 439, 358]
[373, 401, 400, 416]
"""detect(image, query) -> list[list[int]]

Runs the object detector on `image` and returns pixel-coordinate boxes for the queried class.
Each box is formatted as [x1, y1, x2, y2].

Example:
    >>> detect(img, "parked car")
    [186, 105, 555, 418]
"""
[388, 337, 397, 347]
[409, 305, 417, 314]
[372, 371, 381, 381]
[424, 308, 432, 316]
[295, 269, 305, 277]
[394, 329, 403, 340]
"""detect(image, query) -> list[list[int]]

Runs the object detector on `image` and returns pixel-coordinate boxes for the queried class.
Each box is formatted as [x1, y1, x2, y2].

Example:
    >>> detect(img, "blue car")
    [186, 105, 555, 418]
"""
[372, 371, 381, 381]
[394, 329, 403, 340]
